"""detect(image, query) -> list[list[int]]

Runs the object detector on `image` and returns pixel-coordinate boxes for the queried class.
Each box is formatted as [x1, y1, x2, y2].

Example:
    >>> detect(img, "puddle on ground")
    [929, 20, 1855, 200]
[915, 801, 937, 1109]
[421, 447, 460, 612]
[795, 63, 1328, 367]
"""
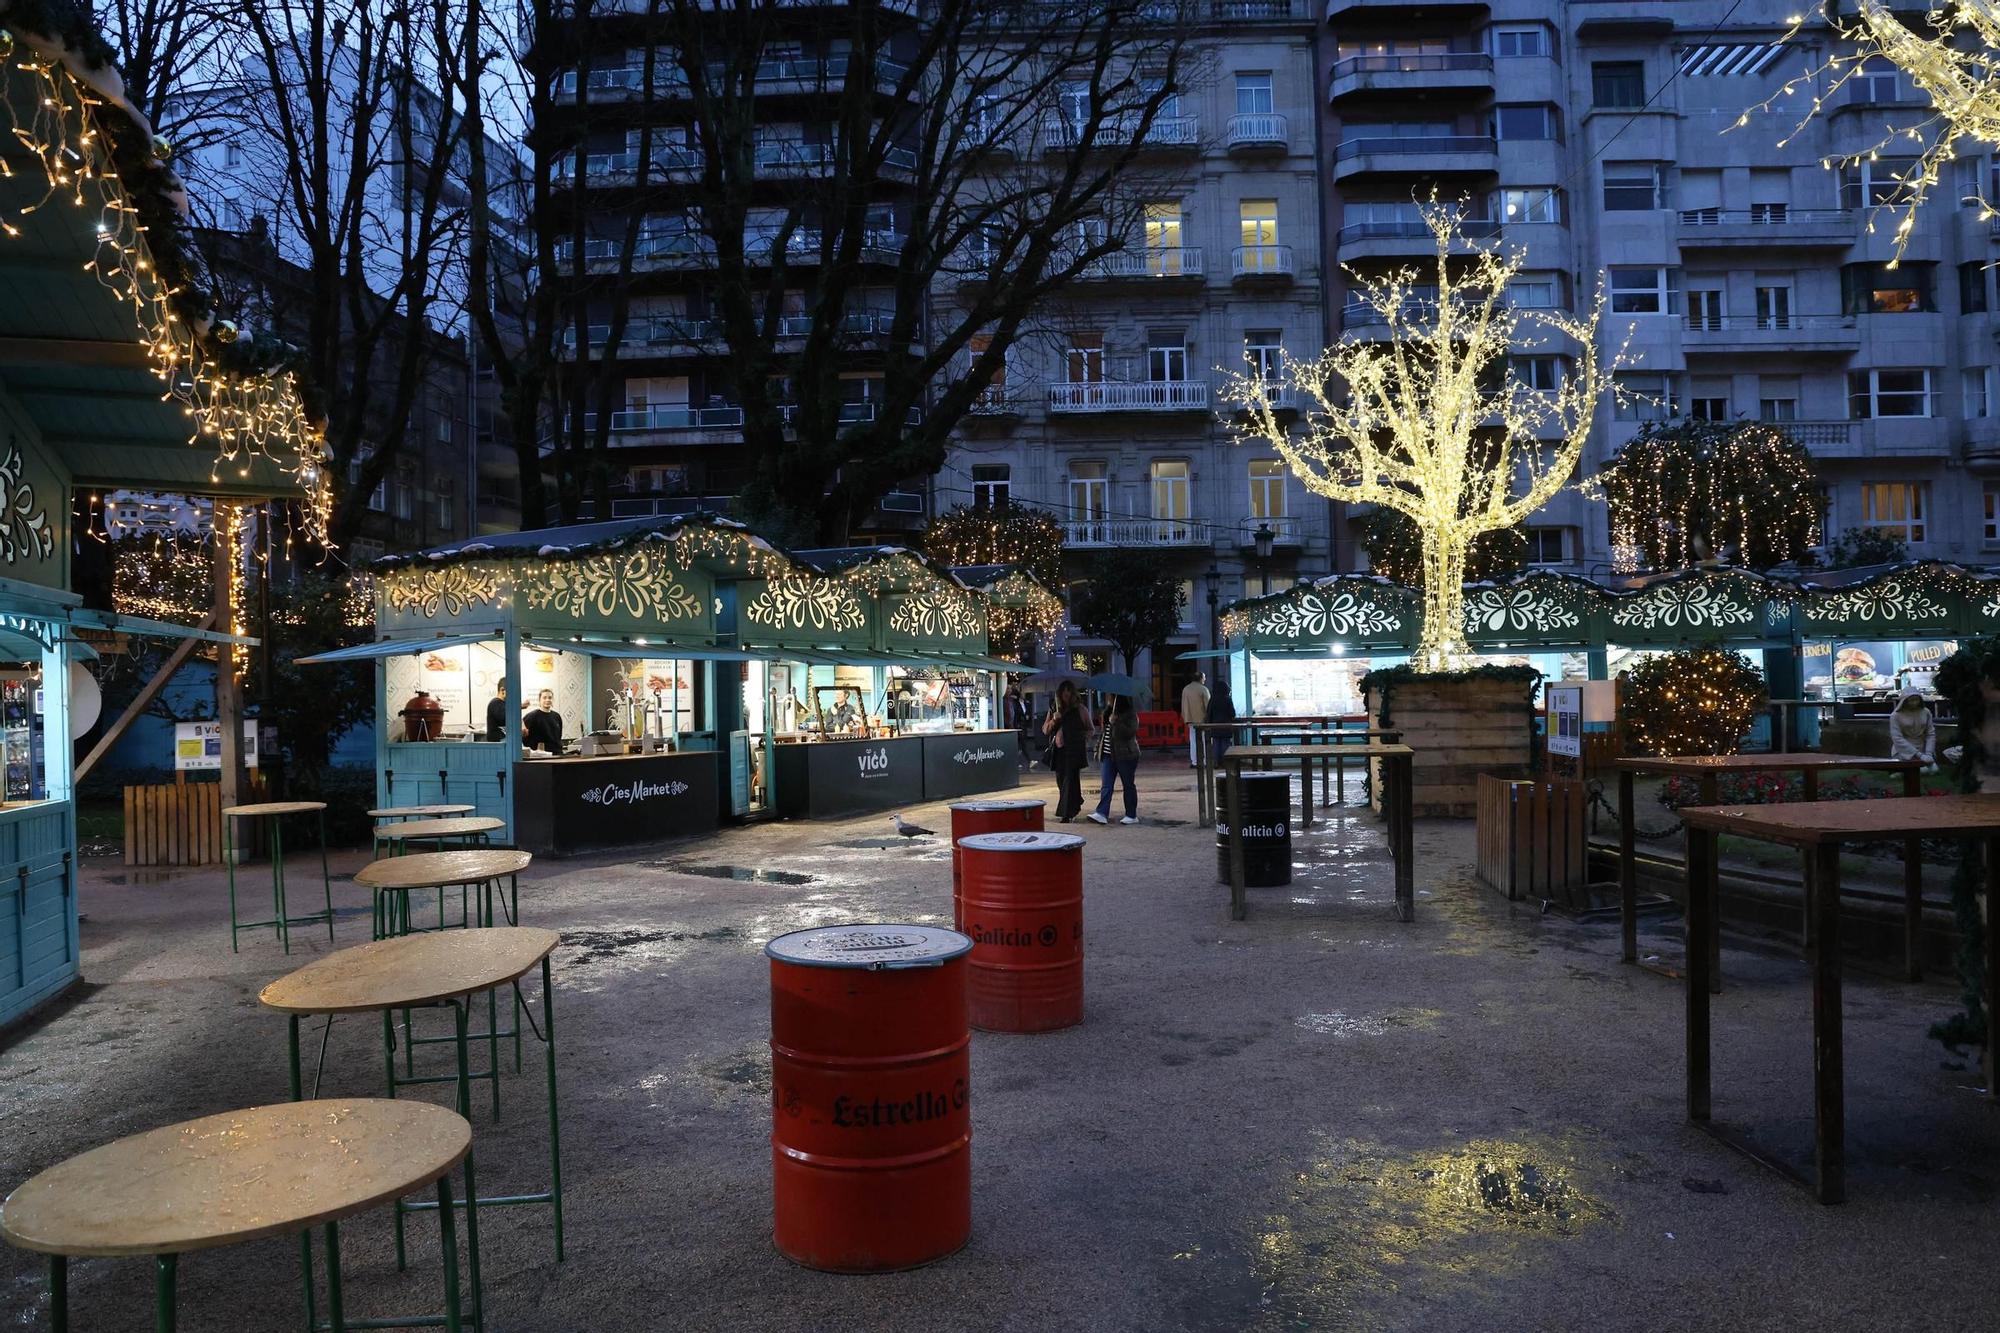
[645, 862, 817, 886]
[1294, 1008, 1440, 1038]
[1178, 1132, 1610, 1328]
[560, 926, 739, 968]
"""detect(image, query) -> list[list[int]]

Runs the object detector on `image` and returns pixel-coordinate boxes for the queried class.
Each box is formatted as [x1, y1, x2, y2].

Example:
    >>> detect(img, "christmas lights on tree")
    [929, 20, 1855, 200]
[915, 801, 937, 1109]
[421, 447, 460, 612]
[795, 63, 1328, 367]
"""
[1228, 205, 1622, 671]
[1603, 420, 1822, 573]
[1624, 645, 1769, 758]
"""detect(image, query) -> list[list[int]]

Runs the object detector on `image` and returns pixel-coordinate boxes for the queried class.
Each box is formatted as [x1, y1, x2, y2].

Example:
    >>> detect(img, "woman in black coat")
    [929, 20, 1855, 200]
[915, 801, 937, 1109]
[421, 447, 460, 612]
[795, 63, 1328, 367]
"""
[1205, 675, 1238, 768]
[1042, 680, 1090, 821]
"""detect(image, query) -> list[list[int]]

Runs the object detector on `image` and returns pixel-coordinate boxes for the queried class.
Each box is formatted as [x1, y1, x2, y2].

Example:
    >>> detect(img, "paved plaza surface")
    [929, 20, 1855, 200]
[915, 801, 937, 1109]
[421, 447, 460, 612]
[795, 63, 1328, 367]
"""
[2, 757, 1996, 1332]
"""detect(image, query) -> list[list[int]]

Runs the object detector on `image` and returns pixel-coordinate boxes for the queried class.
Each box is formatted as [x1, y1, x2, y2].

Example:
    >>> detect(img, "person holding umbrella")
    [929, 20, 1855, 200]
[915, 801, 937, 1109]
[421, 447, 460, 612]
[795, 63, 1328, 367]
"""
[1087, 693, 1141, 825]
[1042, 679, 1090, 821]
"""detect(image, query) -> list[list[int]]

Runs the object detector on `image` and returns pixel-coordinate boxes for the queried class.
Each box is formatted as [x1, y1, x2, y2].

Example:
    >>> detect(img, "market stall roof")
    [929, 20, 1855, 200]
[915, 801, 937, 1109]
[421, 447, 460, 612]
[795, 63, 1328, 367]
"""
[296, 632, 502, 665]
[0, 19, 322, 502]
[376, 513, 767, 567]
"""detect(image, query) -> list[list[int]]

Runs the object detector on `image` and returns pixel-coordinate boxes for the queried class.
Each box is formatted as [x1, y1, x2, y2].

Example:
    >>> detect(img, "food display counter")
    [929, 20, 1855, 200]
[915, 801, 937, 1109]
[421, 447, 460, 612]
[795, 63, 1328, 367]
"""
[772, 730, 1020, 818]
[513, 749, 721, 854]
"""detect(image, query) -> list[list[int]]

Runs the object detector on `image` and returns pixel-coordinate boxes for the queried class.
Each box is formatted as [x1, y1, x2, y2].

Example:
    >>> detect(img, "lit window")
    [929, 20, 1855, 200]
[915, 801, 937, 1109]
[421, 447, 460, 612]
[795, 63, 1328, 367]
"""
[1860, 482, 1927, 543]
[1493, 188, 1560, 224]
[1248, 459, 1287, 519]
[1842, 262, 1934, 314]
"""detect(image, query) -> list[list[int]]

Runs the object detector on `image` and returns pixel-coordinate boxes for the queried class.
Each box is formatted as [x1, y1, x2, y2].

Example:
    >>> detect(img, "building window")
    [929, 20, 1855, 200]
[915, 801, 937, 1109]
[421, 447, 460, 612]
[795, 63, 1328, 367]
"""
[1614, 373, 1680, 421]
[1239, 198, 1279, 248]
[1861, 482, 1927, 544]
[1984, 486, 2000, 546]
[1508, 273, 1561, 308]
[1248, 459, 1287, 520]
[1961, 261, 1989, 313]
[1759, 386, 1798, 421]
[1609, 266, 1681, 314]
[1243, 331, 1282, 383]
[1148, 337, 1188, 383]
[1755, 283, 1793, 328]
[391, 479, 414, 521]
[1151, 460, 1190, 524]
[224, 141, 244, 168]
[1143, 202, 1187, 272]
[1842, 261, 1935, 314]
[1690, 395, 1730, 422]
[1493, 187, 1560, 224]
[1492, 25, 1547, 58]
[1234, 72, 1273, 115]
[1847, 368, 1934, 418]
[1491, 104, 1558, 140]
[1603, 162, 1668, 211]
[1849, 57, 1905, 104]
[1838, 157, 1918, 208]
[434, 479, 455, 532]
[1066, 332, 1103, 383]
[1525, 527, 1566, 565]
[1067, 462, 1107, 537]
[1511, 355, 1563, 391]
[1687, 288, 1724, 330]
[1965, 367, 1992, 419]
[971, 464, 1011, 508]
[1592, 61, 1646, 108]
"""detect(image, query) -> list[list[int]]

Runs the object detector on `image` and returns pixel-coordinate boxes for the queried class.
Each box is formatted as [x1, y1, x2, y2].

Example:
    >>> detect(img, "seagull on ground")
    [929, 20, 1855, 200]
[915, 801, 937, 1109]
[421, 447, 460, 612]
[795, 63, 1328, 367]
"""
[890, 813, 936, 839]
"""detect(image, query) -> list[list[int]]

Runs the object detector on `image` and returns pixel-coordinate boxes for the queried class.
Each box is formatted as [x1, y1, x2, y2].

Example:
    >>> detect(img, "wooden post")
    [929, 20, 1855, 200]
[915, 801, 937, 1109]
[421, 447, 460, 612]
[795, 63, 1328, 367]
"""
[1902, 764, 1923, 982]
[1685, 826, 1714, 1123]
[1810, 840, 1846, 1204]
[214, 504, 246, 832]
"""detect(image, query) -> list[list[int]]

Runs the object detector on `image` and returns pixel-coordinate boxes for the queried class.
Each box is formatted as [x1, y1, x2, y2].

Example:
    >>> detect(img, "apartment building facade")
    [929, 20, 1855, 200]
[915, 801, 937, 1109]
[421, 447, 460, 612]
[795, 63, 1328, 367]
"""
[1320, 0, 2000, 577]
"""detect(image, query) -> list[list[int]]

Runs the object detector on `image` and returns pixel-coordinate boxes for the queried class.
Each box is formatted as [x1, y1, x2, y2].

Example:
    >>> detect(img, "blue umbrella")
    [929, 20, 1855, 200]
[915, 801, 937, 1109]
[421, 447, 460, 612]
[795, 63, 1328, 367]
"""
[1087, 672, 1145, 697]
[1019, 668, 1086, 691]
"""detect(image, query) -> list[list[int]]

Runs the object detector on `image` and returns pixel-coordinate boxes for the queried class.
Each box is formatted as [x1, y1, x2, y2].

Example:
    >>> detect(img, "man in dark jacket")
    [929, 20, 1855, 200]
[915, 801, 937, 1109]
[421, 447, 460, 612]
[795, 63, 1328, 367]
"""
[484, 680, 509, 742]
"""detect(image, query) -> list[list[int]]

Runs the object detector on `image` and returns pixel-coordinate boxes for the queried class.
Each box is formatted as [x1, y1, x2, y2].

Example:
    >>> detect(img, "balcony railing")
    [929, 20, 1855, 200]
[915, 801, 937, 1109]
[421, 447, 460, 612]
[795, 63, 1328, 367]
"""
[1210, 0, 1302, 15]
[584, 406, 746, 433]
[1680, 314, 1856, 333]
[1049, 380, 1209, 413]
[967, 386, 1021, 415]
[1678, 207, 1853, 228]
[1337, 216, 1499, 245]
[560, 317, 716, 351]
[1232, 244, 1295, 279]
[1334, 135, 1496, 160]
[1231, 384, 1298, 413]
[1225, 113, 1288, 151]
[1770, 421, 1852, 448]
[551, 147, 699, 184]
[1041, 113, 1200, 150]
[1081, 246, 1205, 279]
[1331, 52, 1493, 79]
[1242, 516, 1301, 543]
[1062, 519, 1203, 547]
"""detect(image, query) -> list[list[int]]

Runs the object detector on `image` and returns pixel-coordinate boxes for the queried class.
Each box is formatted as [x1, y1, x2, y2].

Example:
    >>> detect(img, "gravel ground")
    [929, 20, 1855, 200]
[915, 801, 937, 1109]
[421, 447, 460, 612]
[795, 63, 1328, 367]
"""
[1, 755, 1995, 1332]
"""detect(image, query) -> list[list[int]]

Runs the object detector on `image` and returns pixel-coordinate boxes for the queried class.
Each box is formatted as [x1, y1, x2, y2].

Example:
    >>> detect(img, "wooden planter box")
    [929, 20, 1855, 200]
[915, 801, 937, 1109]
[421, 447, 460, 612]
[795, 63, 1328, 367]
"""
[1367, 676, 1536, 818]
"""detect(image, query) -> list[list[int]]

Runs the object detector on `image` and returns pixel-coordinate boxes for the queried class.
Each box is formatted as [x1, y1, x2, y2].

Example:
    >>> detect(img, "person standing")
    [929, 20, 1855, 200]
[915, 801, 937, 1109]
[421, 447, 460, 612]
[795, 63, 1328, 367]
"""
[484, 679, 509, 742]
[523, 687, 564, 754]
[1205, 674, 1237, 769]
[1180, 671, 1210, 768]
[1042, 679, 1089, 821]
[1088, 694, 1141, 825]
[1004, 681, 1032, 771]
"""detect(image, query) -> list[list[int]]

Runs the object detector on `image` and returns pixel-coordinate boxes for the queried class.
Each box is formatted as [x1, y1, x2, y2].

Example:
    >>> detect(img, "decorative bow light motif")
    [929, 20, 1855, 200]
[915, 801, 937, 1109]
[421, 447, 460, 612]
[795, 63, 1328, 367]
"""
[524, 549, 702, 622]
[889, 588, 979, 639]
[1464, 586, 1580, 635]
[1816, 575, 1950, 625]
[0, 441, 53, 566]
[1255, 589, 1400, 639]
[384, 563, 505, 617]
[1609, 580, 1756, 631]
[743, 573, 866, 632]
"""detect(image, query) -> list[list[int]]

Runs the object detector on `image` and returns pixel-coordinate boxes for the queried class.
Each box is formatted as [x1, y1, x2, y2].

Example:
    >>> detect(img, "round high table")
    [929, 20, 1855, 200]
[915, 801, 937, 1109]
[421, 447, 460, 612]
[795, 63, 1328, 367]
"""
[369, 804, 477, 821]
[261, 928, 567, 1333]
[1, 1099, 472, 1331]
[371, 820, 509, 927]
[356, 846, 530, 939]
[222, 801, 334, 954]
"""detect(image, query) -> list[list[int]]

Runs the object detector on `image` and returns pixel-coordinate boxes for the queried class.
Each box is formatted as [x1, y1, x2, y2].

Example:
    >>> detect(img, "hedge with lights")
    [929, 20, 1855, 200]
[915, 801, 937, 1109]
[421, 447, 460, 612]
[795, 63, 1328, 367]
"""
[1621, 644, 1768, 758]
[1602, 420, 1821, 573]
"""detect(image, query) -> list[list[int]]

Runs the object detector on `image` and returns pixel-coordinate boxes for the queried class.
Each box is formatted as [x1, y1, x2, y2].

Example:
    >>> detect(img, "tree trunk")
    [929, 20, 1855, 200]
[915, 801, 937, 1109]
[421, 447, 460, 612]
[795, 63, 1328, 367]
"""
[1415, 529, 1473, 673]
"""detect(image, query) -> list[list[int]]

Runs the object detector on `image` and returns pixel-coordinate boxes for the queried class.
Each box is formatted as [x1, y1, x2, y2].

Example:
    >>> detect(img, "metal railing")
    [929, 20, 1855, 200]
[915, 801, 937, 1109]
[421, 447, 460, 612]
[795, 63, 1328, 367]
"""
[1082, 246, 1205, 279]
[1338, 216, 1499, 244]
[1680, 314, 1856, 333]
[590, 407, 746, 433]
[1332, 52, 1493, 78]
[1334, 134, 1496, 160]
[1773, 421, 1852, 447]
[1232, 244, 1295, 278]
[1225, 113, 1288, 149]
[1062, 518, 1204, 546]
[1041, 113, 1200, 149]
[1244, 516, 1301, 542]
[1677, 207, 1856, 228]
[1048, 380, 1210, 412]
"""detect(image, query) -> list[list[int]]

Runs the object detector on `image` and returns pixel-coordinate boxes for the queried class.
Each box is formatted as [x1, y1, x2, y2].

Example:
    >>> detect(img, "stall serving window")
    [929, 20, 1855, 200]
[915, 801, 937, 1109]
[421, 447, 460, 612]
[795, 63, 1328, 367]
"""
[885, 667, 991, 734]
[0, 668, 45, 803]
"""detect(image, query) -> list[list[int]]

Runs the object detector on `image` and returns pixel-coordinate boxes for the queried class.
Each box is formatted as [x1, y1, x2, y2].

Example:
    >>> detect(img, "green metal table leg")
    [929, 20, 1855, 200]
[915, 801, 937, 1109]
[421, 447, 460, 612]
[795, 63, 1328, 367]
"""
[274, 818, 290, 954]
[384, 1010, 408, 1274]
[437, 1174, 463, 1333]
[318, 809, 334, 943]
[453, 1000, 485, 1331]
[154, 1253, 177, 1333]
[542, 955, 566, 1261]
[49, 1254, 66, 1332]
[324, 1220, 344, 1331]
[287, 1015, 319, 1333]
[487, 986, 501, 1121]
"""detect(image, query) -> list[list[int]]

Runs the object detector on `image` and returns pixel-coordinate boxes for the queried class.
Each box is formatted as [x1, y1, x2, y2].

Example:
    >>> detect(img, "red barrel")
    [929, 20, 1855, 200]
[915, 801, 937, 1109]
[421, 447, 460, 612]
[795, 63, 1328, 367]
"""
[768, 924, 973, 1272]
[948, 798, 1046, 927]
[956, 831, 1084, 1033]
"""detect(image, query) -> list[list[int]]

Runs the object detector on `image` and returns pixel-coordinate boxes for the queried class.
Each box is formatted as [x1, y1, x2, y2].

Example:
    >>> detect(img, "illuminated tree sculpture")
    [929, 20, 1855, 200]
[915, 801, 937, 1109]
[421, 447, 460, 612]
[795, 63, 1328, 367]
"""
[1229, 208, 1619, 671]
[1757, 1, 2000, 256]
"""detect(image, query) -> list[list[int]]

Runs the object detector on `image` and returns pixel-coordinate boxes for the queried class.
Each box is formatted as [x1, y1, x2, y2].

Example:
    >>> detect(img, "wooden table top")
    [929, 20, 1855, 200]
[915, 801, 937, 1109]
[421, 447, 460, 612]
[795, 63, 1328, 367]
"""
[368, 804, 476, 819]
[374, 817, 507, 841]
[221, 801, 327, 818]
[1680, 794, 2000, 846]
[1225, 743, 1413, 761]
[0, 1100, 469, 1258]
[1190, 718, 1364, 730]
[1615, 753, 1920, 775]
[259, 927, 561, 1015]
[353, 848, 532, 890]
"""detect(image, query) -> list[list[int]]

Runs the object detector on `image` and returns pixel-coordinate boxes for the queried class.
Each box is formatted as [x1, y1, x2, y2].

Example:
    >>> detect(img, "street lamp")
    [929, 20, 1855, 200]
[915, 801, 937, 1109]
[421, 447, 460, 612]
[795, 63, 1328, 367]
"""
[1205, 559, 1220, 649]
[1253, 522, 1275, 596]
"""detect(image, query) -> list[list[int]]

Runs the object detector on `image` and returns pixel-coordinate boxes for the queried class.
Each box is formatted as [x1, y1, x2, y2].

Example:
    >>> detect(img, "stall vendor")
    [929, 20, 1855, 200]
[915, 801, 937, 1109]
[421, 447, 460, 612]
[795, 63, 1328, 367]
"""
[524, 688, 565, 754]
[829, 689, 860, 735]
[485, 680, 508, 742]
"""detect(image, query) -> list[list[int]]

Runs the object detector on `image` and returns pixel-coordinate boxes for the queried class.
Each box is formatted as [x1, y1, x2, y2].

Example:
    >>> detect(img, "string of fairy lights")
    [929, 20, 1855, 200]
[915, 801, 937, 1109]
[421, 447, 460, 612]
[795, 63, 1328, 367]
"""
[1600, 423, 1823, 574]
[0, 30, 332, 540]
[1748, 2, 2000, 262]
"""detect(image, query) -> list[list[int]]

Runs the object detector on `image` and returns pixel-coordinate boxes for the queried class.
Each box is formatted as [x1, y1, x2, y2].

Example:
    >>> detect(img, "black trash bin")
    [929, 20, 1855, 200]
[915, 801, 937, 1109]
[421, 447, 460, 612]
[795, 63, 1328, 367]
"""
[1214, 772, 1292, 887]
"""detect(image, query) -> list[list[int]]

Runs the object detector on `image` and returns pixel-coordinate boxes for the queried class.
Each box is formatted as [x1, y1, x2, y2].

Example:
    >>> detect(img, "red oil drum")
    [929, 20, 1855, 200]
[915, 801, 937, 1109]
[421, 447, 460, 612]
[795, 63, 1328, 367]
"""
[767, 924, 974, 1272]
[948, 798, 1046, 927]
[956, 831, 1085, 1033]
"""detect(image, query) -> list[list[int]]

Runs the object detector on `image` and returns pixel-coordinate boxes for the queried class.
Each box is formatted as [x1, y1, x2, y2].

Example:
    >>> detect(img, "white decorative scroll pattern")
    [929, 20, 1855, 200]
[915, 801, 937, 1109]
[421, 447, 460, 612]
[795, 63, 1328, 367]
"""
[1980, 589, 2000, 620]
[1609, 581, 1756, 631]
[743, 573, 866, 633]
[383, 564, 505, 617]
[0, 441, 53, 565]
[889, 588, 979, 639]
[1464, 586, 1582, 635]
[1817, 576, 1950, 625]
[523, 549, 702, 622]
[1254, 588, 1401, 639]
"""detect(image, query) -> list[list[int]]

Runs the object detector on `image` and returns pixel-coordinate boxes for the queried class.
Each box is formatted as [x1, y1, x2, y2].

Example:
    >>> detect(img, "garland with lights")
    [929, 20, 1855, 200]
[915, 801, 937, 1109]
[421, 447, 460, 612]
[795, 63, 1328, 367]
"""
[0, 10, 332, 539]
[1621, 645, 1768, 758]
[919, 502, 1063, 591]
[1749, 1, 2000, 261]
[1227, 205, 1625, 671]
[1603, 420, 1821, 573]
